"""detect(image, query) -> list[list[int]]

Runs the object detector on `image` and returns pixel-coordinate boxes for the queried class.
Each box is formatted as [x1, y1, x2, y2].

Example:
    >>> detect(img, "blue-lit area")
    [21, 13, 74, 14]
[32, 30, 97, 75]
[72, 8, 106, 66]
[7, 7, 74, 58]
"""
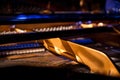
[0, 42, 41, 51]
[71, 38, 94, 44]
[11, 14, 50, 21]
[16, 15, 27, 20]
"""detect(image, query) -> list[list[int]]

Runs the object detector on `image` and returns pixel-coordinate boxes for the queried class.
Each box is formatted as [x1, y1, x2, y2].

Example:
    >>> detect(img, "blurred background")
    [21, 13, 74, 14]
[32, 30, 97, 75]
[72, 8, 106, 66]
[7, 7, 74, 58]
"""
[0, 0, 120, 14]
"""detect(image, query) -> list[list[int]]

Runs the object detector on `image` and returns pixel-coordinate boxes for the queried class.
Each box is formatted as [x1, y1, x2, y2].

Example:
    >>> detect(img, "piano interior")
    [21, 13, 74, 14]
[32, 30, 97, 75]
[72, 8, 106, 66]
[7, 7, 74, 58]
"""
[0, 0, 120, 80]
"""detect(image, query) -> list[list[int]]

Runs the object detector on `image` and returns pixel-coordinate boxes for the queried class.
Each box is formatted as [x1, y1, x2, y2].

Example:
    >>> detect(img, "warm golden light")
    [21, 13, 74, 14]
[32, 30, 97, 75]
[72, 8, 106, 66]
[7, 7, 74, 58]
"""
[81, 24, 93, 28]
[15, 28, 27, 33]
[98, 22, 104, 27]
[43, 38, 120, 77]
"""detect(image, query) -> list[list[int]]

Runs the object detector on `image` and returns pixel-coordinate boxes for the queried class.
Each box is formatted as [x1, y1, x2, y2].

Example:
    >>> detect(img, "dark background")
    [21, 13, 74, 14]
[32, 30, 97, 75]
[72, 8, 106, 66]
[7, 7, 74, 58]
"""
[0, 0, 106, 14]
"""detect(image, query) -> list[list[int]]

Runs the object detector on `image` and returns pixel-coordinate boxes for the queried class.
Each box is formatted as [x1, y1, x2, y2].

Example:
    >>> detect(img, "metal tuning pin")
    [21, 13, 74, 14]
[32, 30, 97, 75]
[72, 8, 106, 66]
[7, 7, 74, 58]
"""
[33, 25, 74, 32]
